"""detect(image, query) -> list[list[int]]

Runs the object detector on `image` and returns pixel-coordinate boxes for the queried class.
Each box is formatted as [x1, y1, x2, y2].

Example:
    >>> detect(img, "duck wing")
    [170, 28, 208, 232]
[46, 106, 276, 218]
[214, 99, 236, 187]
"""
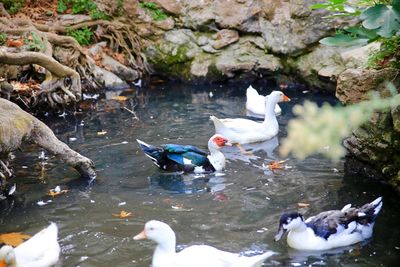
[164, 144, 209, 166]
[305, 197, 383, 240]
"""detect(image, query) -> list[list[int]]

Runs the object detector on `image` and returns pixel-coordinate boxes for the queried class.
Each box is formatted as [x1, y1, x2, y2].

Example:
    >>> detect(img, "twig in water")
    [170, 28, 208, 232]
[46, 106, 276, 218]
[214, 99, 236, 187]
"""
[123, 106, 139, 121]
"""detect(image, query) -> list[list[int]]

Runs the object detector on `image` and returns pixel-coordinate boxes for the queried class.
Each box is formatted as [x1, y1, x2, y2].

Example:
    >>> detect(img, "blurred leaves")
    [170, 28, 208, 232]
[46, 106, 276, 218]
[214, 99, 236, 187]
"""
[280, 87, 400, 160]
[0, 232, 31, 247]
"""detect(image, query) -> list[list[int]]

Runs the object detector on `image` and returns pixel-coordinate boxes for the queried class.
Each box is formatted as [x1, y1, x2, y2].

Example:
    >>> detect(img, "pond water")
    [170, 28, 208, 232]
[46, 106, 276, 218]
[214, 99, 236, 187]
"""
[1, 79, 399, 267]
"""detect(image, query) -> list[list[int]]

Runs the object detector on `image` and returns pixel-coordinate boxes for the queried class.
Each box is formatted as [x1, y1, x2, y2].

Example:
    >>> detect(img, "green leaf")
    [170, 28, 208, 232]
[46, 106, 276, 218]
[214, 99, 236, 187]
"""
[377, 7, 400, 37]
[361, 4, 389, 29]
[345, 26, 379, 39]
[319, 34, 369, 47]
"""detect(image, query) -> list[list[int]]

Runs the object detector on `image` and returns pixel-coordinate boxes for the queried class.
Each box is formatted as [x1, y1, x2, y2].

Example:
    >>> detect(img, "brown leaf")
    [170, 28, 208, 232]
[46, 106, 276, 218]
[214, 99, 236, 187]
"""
[111, 96, 128, 101]
[6, 39, 24, 47]
[112, 211, 133, 218]
[0, 232, 31, 247]
[47, 189, 69, 197]
[297, 202, 310, 208]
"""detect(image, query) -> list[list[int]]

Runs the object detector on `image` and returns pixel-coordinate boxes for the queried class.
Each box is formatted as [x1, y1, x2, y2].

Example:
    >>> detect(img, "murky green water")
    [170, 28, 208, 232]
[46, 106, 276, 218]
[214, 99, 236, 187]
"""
[1, 80, 399, 266]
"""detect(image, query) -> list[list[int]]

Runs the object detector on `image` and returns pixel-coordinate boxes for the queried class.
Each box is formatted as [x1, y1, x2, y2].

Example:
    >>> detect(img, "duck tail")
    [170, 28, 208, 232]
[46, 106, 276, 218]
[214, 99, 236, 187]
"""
[358, 197, 383, 223]
[136, 139, 163, 167]
[235, 251, 275, 267]
[246, 85, 260, 100]
[209, 115, 227, 132]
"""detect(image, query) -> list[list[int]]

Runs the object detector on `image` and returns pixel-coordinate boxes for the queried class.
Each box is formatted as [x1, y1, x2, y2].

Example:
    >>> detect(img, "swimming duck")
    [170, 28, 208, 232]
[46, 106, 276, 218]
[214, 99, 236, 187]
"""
[134, 220, 275, 267]
[274, 197, 383, 251]
[210, 91, 290, 144]
[0, 223, 60, 267]
[246, 86, 281, 118]
[137, 134, 231, 173]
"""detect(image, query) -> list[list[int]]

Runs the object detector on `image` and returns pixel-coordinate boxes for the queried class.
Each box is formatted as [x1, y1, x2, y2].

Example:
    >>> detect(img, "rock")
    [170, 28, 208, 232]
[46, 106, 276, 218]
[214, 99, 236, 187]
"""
[211, 29, 239, 50]
[336, 68, 400, 104]
[341, 42, 381, 69]
[91, 64, 129, 89]
[102, 55, 140, 82]
[215, 39, 282, 77]
[154, 17, 175, 30]
[153, 0, 182, 14]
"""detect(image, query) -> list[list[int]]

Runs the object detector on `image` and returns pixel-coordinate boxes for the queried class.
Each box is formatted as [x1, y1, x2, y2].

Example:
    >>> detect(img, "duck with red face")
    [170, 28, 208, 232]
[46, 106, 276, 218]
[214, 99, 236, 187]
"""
[137, 134, 231, 173]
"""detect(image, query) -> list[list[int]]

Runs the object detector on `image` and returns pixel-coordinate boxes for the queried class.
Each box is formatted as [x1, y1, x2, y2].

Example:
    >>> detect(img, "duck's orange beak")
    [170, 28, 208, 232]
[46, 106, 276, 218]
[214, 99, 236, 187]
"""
[283, 94, 291, 102]
[133, 229, 147, 240]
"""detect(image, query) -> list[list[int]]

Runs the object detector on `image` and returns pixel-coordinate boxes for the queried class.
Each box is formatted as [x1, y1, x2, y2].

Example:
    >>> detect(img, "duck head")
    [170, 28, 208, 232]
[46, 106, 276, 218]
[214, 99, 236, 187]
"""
[267, 91, 290, 106]
[134, 220, 176, 249]
[208, 134, 232, 150]
[274, 212, 304, 241]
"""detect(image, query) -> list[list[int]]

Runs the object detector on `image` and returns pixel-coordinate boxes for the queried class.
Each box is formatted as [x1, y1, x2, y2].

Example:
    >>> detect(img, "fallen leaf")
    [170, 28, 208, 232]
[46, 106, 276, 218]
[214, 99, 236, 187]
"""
[111, 95, 128, 101]
[297, 203, 310, 208]
[6, 39, 24, 47]
[265, 161, 284, 170]
[47, 189, 69, 197]
[112, 211, 133, 218]
[0, 232, 31, 247]
[97, 130, 107, 135]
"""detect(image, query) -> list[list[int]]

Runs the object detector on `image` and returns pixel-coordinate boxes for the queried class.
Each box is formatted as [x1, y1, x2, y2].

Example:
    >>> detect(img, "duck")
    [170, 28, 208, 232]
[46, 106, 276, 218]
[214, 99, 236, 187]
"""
[134, 220, 275, 267]
[0, 223, 60, 267]
[246, 85, 281, 118]
[210, 91, 290, 144]
[274, 197, 383, 251]
[137, 134, 232, 173]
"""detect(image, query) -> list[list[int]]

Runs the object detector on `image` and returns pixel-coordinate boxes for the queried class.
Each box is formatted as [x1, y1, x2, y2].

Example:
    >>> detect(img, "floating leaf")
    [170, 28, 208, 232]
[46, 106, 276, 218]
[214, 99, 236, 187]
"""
[47, 189, 69, 197]
[111, 96, 128, 101]
[298, 203, 310, 208]
[265, 160, 286, 170]
[112, 211, 133, 218]
[0, 232, 31, 247]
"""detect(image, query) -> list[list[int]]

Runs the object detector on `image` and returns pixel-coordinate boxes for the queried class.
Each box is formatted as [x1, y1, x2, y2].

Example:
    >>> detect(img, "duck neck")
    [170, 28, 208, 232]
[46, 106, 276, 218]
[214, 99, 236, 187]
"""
[263, 97, 278, 127]
[291, 222, 307, 233]
[208, 146, 225, 171]
[154, 233, 176, 256]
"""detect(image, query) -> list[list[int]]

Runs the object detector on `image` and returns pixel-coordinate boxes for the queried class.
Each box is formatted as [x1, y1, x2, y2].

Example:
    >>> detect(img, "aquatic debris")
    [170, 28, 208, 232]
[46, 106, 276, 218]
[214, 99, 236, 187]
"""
[47, 186, 69, 197]
[112, 211, 133, 218]
[69, 137, 77, 142]
[263, 160, 289, 170]
[0, 232, 31, 247]
[297, 202, 310, 208]
[37, 200, 52, 206]
[111, 95, 128, 101]
[171, 204, 193, 211]
[97, 130, 108, 136]
[118, 202, 127, 206]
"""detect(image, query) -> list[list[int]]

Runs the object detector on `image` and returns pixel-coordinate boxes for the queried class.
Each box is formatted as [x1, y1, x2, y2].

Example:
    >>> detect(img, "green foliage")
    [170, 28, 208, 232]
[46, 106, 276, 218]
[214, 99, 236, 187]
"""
[0, 0, 24, 14]
[0, 33, 6, 45]
[24, 32, 45, 52]
[57, 0, 109, 20]
[139, 1, 168, 21]
[67, 27, 93, 46]
[368, 35, 400, 68]
[280, 85, 400, 160]
[313, 1, 400, 70]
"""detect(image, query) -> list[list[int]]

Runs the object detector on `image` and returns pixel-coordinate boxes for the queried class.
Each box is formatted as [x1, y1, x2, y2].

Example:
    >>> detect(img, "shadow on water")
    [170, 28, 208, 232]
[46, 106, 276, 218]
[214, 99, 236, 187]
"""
[0, 79, 399, 266]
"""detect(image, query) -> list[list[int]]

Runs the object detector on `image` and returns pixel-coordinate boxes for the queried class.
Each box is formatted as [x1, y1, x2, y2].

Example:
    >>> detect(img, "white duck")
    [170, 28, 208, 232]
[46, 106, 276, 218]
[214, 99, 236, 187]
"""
[246, 86, 281, 118]
[134, 220, 275, 267]
[274, 197, 383, 251]
[210, 91, 290, 144]
[0, 223, 60, 267]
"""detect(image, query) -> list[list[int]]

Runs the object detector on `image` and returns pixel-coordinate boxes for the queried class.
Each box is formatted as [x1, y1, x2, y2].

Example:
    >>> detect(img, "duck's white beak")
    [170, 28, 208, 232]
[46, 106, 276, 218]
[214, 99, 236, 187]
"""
[133, 229, 147, 240]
